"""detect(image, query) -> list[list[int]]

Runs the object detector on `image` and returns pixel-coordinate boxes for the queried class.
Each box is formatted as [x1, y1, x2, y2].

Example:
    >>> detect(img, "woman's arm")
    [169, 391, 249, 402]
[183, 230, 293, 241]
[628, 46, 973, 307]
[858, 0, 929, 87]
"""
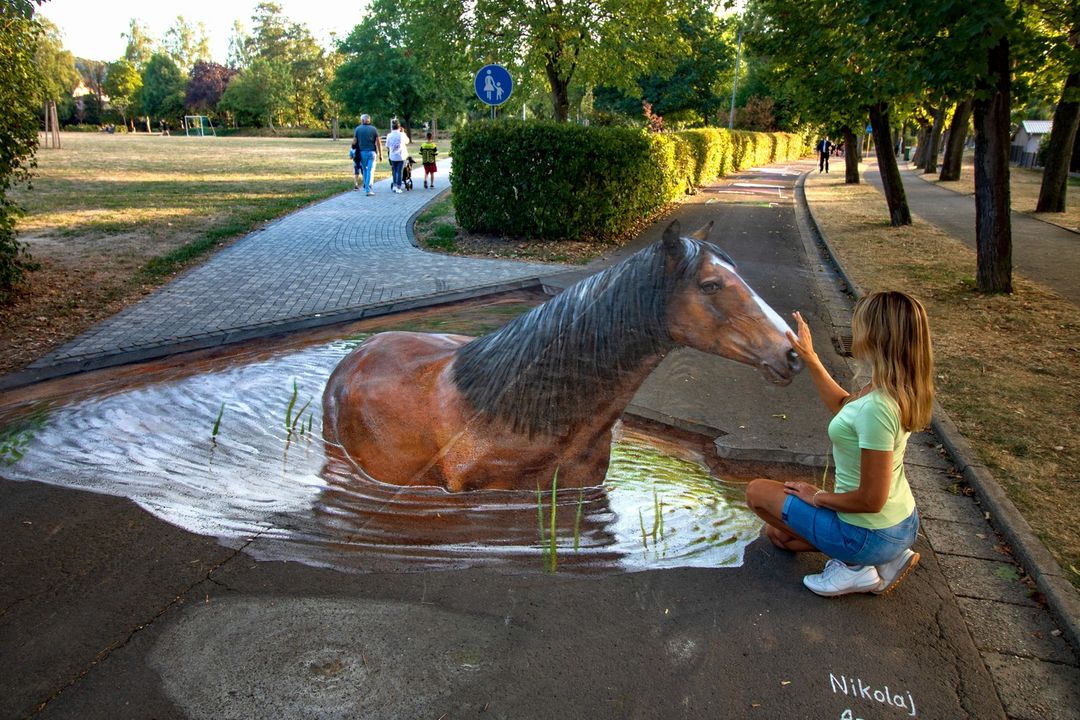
[787, 311, 849, 415]
[784, 449, 892, 513]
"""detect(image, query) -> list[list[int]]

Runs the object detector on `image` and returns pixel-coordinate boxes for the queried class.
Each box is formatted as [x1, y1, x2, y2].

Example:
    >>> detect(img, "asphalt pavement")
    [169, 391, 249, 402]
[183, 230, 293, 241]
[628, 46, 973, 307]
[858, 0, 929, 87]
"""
[0, 158, 1077, 719]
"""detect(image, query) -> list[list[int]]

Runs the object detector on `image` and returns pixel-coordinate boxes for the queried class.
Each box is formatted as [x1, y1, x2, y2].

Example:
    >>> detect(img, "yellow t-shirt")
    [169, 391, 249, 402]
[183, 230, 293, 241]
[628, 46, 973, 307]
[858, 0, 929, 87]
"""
[828, 389, 916, 529]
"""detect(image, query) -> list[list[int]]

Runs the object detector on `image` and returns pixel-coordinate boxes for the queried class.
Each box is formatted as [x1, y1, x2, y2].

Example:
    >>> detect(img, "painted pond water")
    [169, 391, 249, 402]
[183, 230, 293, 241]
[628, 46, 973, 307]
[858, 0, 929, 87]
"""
[0, 297, 765, 573]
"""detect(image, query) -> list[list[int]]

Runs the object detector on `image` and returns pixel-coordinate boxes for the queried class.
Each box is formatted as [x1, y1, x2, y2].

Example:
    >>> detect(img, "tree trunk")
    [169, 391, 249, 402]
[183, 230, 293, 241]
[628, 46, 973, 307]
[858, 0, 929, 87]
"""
[841, 125, 860, 184]
[544, 56, 570, 122]
[923, 105, 946, 174]
[972, 35, 1012, 294]
[912, 121, 930, 168]
[868, 102, 912, 226]
[1036, 70, 1080, 212]
[940, 97, 973, 181]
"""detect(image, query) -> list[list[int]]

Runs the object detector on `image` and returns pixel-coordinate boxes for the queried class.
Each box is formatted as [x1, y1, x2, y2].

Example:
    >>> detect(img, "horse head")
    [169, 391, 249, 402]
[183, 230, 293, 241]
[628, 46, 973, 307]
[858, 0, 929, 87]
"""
[662, 220, 802, 386]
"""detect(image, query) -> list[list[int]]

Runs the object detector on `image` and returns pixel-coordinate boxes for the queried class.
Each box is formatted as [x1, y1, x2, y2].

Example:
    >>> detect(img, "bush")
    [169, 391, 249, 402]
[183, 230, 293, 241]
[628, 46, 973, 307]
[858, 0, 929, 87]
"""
[452, 121, 807, 241]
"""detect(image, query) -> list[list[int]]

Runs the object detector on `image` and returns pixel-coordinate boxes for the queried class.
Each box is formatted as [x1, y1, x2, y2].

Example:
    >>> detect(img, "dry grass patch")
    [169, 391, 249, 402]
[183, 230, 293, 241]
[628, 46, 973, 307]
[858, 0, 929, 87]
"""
[806, 172, 1080, 587]
[910, 153, 1080, 233]
[2, 133, 384, 375]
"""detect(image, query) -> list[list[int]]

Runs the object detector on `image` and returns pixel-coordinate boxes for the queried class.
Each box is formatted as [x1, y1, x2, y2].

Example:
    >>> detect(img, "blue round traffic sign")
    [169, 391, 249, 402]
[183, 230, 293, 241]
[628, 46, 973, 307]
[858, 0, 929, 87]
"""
[475, 64, 513, 106]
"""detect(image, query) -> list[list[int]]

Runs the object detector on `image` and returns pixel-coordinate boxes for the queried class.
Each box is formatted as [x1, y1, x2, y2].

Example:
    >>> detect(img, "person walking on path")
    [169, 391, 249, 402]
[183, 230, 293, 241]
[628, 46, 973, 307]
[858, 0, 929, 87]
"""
[816, 136, 833, 173]
[745, 291, 933, 597]
[387, 119, 410, 194]
[354, 114, 383, 196]
[419, 132, 438, 189]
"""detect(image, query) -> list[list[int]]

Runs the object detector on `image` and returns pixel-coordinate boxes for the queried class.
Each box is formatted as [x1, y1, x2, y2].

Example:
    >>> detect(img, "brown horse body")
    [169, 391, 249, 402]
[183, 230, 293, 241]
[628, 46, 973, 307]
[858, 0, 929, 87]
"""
[323, 221, 801, 491]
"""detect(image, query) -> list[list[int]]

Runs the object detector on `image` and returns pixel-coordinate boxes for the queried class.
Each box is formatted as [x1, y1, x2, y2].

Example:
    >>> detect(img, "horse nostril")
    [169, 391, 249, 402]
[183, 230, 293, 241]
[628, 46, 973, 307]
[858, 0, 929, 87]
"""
[787, 348, 803, 371]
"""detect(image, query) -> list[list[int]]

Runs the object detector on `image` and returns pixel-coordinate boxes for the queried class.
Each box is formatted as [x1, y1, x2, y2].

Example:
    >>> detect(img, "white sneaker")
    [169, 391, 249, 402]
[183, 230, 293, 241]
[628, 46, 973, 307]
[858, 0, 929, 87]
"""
[873, 549, 920, 595]
[803, 559, 882, 597]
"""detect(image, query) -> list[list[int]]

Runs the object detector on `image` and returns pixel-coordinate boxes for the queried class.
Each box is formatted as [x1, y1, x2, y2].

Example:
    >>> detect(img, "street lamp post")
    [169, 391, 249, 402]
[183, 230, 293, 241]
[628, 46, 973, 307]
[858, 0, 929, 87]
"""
[727, 2, 744, 130]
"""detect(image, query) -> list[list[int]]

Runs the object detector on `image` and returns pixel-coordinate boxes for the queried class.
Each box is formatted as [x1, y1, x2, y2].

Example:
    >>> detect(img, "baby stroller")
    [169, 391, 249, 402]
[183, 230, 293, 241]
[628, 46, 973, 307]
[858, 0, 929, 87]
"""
[402, 156, 415, 191]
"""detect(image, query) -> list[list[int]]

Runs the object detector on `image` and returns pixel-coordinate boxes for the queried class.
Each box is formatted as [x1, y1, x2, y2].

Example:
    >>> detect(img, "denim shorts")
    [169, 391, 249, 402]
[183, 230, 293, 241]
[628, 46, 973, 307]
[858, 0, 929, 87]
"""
[781, 495, 919, 566]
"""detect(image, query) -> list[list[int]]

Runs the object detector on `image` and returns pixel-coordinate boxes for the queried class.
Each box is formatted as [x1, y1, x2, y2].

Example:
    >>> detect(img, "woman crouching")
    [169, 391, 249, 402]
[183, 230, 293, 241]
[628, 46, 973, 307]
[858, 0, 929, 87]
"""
[746, 290, 934, 596]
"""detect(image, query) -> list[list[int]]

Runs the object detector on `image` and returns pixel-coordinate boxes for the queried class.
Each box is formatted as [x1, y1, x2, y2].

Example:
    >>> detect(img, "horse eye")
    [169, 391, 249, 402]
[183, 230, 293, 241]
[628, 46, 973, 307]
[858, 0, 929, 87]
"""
[700, 281, 722, 294]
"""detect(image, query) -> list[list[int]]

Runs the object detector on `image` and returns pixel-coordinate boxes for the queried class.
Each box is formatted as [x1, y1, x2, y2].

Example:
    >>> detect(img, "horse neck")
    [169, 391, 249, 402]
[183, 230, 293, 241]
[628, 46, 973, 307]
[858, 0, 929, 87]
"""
[452, 248, 677, 436]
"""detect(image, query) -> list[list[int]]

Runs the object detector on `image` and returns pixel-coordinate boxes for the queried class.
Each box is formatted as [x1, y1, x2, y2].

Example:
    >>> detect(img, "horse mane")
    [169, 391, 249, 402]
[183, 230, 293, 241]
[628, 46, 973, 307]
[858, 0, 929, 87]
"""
[452, 237, 708, 436]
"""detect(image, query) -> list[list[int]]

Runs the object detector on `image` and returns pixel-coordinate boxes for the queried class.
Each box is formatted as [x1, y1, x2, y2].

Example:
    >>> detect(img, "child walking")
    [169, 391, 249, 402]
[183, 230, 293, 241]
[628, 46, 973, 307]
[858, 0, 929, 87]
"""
[420, 132, 438, 188]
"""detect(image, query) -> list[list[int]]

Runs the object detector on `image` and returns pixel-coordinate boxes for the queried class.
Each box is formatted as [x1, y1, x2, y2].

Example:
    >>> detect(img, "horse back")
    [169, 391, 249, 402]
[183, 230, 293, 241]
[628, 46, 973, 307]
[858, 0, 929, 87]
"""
[322, 331, 473, 485]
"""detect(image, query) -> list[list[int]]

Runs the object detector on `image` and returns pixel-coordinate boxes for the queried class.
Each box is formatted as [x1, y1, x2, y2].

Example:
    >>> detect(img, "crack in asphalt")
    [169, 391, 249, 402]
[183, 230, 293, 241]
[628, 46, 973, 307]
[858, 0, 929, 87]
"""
[24, 534, 261, 718]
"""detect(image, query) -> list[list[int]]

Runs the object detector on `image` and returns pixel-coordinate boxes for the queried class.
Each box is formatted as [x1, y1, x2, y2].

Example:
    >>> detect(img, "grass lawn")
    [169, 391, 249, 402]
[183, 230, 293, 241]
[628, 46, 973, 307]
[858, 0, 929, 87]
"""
[910, 152, 1080, 233]
[2, 132, 416, 374]
[805, 170, 1080, 589]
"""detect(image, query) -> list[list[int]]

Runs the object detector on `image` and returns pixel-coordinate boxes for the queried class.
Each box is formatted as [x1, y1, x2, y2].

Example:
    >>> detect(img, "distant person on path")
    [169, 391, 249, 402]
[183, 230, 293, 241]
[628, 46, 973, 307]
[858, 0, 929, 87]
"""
[746, 291, 933, 597]
[354, 114, 383, 196]
[816, 136, 833, 172]
[386, 119, 410, 194]
[419, 132, 438, 189]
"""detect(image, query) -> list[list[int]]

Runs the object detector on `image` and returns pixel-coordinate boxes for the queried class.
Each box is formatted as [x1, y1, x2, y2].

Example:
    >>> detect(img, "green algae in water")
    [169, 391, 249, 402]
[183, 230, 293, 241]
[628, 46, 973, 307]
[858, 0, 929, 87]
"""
[0, 409, 49, 466]
[605, 438, 762, 566]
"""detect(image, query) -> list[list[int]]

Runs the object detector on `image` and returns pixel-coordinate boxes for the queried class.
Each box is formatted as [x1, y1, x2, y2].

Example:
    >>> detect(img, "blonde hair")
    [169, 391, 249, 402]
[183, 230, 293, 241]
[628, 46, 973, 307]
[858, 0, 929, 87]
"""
[851, 290, 934, 431]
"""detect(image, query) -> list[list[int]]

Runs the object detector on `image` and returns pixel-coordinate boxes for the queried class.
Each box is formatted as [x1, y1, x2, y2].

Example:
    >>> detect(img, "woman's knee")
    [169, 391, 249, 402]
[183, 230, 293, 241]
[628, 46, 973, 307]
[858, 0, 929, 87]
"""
[745, 478, 777, 510]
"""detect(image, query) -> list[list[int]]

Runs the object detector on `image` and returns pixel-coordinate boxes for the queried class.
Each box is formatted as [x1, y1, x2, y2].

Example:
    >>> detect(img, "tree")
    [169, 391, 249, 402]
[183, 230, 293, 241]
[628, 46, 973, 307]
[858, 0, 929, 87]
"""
[0, 4, 45, 301]
[162, 15, 211, 73]
[139, 52, 186, 126]
[746, 1, 902, 194]
[104, 59, 142, 129]
[331, 19, 428, 129]
[226, 20, 251, 69]
[123, 19, 155, 71]
[33, 18, 80, 105]
[1035, 0, 1080, 212]
[594, 8, 736, 127]
[75, 57, 107, 125]
[939, 97, 973, 181]
[185, 61, 236, 115]
[218, 57, 293, 128]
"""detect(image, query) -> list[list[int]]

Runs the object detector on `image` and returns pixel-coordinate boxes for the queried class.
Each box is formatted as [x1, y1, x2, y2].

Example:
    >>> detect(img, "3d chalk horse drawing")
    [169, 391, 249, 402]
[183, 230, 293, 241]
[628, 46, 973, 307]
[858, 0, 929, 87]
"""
[323, 220, 802, 491]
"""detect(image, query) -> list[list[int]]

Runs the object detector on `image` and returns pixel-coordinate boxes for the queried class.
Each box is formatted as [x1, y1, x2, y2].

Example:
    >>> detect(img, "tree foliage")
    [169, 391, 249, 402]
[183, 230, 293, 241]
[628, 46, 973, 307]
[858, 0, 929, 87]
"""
[104, 59, 142, 126]
[122, 19, 155, 71]
[33, 18, 79, 103]
[0, 7, 44, 301]
[595, 8, 735, 127]
[218, 57, 293, 127]
[138, 53, 186, 124]
[185, 61, 236, 115]
[162, 15, 212, 73]
[331, 18, 427, 129]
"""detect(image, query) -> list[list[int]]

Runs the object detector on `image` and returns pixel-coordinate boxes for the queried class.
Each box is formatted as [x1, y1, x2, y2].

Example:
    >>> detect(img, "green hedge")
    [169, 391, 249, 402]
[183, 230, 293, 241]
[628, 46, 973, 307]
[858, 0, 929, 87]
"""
[452, 122, 807, 241]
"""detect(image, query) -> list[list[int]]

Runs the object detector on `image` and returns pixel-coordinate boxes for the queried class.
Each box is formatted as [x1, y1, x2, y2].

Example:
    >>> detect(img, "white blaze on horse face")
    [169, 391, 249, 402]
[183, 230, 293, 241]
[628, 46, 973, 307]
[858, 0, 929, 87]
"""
[708, 256, 793, 338]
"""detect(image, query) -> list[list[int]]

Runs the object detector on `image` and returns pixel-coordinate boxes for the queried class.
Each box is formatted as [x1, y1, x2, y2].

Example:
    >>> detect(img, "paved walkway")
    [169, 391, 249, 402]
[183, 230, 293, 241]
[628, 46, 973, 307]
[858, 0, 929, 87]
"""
[21, 160, 567, 380]
[864, 161, 1080, 305]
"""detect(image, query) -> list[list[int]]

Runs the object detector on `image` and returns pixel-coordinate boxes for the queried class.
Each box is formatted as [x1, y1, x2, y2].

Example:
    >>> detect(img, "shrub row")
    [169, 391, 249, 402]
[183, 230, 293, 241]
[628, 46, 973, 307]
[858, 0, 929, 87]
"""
[451, 122, 808, 241]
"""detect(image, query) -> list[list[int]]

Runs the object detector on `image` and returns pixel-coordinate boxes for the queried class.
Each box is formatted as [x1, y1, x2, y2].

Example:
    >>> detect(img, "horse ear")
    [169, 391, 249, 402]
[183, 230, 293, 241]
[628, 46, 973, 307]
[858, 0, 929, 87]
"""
[690, 221, 714, 242]
[662, 221, 683, 258]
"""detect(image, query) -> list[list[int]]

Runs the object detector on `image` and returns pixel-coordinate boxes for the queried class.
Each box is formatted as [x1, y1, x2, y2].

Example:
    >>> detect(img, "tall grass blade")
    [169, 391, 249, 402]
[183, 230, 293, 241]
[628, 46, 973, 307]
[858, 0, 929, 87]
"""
[285, 380, 298, 430]
[573, 489, 584, 552]
[211, 402, 225, 438]
[639, 508, 648, 550]
[548, 467, 559, 572]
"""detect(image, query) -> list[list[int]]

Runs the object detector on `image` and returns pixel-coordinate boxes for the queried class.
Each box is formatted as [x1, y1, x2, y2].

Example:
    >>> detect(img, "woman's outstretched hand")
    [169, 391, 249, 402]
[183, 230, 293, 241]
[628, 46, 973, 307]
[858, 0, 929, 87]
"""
[786, 311, 818, 366]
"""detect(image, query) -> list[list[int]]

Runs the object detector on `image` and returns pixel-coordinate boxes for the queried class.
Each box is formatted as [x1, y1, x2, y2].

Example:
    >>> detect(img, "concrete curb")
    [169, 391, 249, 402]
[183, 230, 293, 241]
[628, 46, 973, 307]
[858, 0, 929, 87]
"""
[798, 169, 1080, 654]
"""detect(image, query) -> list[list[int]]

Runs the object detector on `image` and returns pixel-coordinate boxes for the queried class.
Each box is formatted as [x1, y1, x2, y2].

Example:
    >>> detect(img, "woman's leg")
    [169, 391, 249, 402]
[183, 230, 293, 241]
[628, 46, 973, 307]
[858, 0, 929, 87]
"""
[745, 479, 818, 552]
